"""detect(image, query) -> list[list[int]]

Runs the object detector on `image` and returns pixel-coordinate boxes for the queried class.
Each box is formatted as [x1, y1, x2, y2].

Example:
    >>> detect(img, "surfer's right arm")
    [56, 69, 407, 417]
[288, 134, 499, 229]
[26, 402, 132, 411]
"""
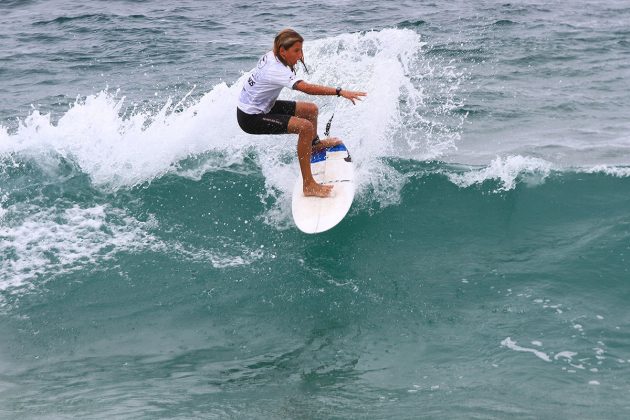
[293, 81, 367, 105]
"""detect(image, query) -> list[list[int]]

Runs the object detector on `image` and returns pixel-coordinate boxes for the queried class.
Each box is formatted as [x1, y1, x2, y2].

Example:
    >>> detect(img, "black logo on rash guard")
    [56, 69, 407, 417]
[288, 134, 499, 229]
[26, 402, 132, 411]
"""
[248, 55, 268, 87]
[257, 54, 267, 69]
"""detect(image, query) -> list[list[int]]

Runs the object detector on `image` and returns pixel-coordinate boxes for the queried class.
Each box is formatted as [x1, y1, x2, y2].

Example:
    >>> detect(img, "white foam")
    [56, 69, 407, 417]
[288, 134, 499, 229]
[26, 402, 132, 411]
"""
[0, 202, 264, 300]
[165, 240, 264, 269]
[584, 165, 630, 177]
[0, 204, 158, 292]
[448, 155, 553, 192]
[594, 347, 606, 360]
[501, 337, 551, 362]
[554, 351, 578, 361]
[0, 193, 8, 222]
[0, 83, 247, 191]
[1, 28, 466, 227]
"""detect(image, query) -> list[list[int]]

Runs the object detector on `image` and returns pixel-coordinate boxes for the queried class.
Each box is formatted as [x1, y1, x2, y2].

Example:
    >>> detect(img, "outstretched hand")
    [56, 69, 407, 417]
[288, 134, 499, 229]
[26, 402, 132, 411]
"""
[340, 89, 367, 105]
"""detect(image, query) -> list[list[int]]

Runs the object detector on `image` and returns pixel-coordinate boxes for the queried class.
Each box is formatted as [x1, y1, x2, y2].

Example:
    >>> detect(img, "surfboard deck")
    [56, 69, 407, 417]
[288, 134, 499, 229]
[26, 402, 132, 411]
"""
[291, 143, 355, 234]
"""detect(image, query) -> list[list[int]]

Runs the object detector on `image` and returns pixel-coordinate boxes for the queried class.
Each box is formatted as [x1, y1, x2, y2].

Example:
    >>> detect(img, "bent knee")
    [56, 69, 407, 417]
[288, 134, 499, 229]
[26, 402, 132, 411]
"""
[296, 102, 318, 119]
[305, 102, 318, 115]
[288, 117, 314, 135]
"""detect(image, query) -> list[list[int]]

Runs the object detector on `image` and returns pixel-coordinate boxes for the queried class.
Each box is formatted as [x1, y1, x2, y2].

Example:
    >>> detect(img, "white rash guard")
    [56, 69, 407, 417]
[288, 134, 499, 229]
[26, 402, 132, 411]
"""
[237, 51, 303, 115]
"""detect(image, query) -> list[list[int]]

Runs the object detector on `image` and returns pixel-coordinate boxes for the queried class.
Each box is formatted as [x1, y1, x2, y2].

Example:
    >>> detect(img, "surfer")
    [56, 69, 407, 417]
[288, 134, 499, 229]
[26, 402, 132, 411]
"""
[237, 28, 366, 198]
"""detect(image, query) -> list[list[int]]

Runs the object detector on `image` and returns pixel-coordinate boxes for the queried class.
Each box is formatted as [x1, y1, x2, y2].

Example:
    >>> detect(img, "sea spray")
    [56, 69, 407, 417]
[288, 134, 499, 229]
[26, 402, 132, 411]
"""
[446, 155, 553, 192]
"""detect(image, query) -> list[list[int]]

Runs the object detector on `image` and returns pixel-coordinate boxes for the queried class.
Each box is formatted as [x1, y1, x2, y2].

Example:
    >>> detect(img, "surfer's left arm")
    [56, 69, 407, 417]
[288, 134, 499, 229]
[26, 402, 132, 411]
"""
[293, 81, 367, 105]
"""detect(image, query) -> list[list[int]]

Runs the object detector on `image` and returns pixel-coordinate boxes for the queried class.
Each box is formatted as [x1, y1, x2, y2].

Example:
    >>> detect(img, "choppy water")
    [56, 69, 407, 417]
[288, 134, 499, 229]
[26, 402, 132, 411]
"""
[1, 1, 630, 418]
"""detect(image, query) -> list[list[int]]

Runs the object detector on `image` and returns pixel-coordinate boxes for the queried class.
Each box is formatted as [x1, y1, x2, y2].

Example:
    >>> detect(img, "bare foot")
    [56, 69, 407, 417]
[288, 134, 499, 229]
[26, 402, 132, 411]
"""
[312, 137, 343, 153]
[303, 181, 333, 198]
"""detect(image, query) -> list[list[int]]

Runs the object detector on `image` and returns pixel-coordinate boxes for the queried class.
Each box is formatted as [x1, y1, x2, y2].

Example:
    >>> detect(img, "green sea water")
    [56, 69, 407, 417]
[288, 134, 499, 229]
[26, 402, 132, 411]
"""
[2, 0, 630, 418]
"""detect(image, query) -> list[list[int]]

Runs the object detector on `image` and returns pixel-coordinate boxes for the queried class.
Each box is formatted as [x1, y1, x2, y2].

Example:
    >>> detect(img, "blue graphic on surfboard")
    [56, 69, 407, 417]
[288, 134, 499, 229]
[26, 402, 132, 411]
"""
[291, 143, 356, 233]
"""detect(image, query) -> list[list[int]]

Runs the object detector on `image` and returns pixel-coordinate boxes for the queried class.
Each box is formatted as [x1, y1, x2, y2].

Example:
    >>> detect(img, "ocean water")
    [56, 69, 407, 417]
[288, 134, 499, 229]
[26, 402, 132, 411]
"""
[1, 0, 630, 418]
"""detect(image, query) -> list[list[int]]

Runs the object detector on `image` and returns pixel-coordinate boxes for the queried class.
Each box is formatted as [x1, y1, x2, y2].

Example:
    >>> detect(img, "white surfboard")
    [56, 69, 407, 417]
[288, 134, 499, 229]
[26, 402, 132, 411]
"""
[291, 143, 355, 234]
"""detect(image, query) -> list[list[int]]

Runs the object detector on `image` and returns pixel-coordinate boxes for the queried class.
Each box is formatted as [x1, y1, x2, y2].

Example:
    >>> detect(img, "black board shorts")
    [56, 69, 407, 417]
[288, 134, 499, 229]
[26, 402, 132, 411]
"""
[237, 100, 296, 135]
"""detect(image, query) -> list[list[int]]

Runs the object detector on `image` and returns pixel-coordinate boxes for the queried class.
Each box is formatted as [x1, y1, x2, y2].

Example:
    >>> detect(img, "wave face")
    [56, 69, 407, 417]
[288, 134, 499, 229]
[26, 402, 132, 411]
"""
[2, 157, 630, 418]
[2, 0, 630, 418]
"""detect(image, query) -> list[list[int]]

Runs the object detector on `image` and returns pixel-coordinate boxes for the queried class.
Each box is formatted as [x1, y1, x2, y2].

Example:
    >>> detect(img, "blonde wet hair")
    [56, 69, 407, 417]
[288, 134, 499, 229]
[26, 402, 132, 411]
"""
[273, 28, 308, 73]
